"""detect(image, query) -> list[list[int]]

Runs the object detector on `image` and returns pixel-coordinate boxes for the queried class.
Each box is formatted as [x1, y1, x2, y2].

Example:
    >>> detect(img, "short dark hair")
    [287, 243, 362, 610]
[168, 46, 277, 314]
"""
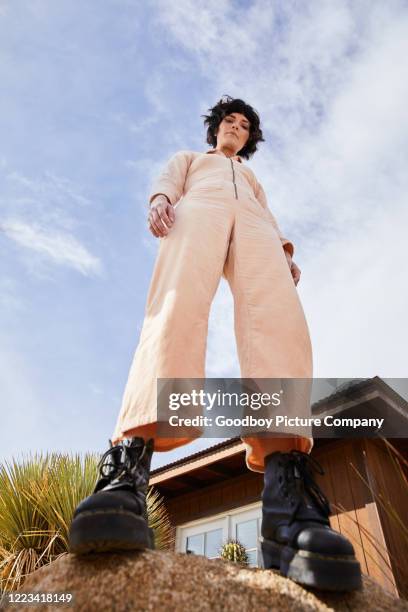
[201, 95, 265, 159]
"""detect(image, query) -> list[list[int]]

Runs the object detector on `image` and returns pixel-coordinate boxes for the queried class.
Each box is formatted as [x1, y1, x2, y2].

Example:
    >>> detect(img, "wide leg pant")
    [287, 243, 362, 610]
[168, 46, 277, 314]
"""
[111, 184, 314, 472]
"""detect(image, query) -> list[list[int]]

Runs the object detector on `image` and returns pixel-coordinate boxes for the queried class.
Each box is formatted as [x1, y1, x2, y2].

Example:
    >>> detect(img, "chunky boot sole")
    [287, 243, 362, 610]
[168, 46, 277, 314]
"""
[259, 537, 283, 569]
[261, 538, 362, 591]
[68, 509, 155, 555]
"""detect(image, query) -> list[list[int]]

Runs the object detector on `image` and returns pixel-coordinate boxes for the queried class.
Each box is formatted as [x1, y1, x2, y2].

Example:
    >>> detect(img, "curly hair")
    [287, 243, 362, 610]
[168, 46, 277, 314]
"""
[201, 95, 265, 159]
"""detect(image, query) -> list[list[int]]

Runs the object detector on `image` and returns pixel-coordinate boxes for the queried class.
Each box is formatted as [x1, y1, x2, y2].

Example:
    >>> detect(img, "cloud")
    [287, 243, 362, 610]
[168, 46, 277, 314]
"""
[152, 0, 255, 57]
[0, 164, 102, 276]
[1, 218, 102, 276]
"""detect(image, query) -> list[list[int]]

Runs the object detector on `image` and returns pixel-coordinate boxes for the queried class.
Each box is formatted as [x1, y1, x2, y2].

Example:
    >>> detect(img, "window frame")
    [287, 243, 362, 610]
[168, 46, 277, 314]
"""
[176, 501, 262, 565]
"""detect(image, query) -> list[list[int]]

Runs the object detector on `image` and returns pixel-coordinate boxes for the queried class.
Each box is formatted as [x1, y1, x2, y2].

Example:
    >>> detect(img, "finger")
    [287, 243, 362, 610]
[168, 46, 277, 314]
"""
[167, 204, 176, 223]
[290, 267, 299, 285]
[157, 203, 174, 227]
[148, 219, 160, 238]
[149, 215, 164, 237]
[291, 264, 300, 277]
[151, 209, 168, 236]
[156, 210, 171, 235]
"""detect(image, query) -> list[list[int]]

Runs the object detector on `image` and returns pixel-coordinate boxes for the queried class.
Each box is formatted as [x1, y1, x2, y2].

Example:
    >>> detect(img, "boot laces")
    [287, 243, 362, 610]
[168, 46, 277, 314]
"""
[283, 451, 331, 524]
[97, 439, 149, 485]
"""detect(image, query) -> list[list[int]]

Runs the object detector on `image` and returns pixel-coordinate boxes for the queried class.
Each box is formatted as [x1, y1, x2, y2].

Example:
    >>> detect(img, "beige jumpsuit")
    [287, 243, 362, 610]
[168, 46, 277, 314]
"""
[111, 149, 314, 472]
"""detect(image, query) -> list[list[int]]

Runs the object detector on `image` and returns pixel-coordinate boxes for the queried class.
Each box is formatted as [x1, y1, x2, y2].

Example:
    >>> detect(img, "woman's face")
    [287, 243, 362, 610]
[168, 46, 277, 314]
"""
[215, 112, 251, 153]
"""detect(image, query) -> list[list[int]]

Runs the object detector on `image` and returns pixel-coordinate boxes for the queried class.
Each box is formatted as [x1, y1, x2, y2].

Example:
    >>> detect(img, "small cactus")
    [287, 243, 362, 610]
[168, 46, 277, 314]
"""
[219, 539, 249, 566]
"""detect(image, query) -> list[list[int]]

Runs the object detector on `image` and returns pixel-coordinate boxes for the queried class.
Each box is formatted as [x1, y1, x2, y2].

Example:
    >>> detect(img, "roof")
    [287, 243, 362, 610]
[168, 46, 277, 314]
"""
[150, 437, 243, 481]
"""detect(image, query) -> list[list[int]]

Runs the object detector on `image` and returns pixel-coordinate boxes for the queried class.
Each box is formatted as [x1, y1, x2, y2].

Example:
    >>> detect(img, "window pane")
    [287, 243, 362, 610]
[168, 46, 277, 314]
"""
[246, 549, 257, 567]
[205, 528, 223, 558]
[236, 519, 257, 549]
[186, 533, 204, 555]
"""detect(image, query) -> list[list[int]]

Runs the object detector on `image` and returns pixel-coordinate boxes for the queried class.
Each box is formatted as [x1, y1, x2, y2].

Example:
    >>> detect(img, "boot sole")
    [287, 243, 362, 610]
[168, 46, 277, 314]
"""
[68, 509, 155, 555]
[261, 538, 362, 591]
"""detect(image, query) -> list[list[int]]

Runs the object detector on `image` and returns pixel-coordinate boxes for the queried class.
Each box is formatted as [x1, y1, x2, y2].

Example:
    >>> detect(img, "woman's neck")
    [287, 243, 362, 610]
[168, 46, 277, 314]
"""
[214, 146, 237, 158]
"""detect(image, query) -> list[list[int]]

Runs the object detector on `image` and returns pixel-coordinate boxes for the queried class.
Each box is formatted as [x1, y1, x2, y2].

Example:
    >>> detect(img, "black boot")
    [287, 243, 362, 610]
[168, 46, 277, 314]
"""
[68, 437, 155, 555]
[260, 450, 362, 591]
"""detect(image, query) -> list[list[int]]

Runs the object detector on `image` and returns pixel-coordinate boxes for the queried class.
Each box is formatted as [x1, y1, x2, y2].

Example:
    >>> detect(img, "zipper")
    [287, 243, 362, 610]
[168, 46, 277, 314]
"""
[229, 158, 238, 199]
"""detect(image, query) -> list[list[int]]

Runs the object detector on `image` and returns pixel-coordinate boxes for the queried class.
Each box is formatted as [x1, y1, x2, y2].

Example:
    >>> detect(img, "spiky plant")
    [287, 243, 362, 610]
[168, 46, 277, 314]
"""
[0, 451, 172, 594]
[337, 437, 408, 600]
[219, 539, 249, 566]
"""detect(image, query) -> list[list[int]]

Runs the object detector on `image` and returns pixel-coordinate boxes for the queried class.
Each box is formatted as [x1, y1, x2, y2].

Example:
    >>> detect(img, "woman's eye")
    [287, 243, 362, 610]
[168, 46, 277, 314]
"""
[224, 117, 249, 129]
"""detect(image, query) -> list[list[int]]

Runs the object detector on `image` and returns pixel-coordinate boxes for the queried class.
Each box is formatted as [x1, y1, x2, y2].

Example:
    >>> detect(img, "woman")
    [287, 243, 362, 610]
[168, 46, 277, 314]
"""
[68, 96, 361, 592]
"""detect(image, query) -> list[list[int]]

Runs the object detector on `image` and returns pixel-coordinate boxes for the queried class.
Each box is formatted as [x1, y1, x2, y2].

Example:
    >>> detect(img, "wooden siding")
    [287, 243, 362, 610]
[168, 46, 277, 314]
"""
[363, 438, 408, 598]
[313, 439, 400, 597]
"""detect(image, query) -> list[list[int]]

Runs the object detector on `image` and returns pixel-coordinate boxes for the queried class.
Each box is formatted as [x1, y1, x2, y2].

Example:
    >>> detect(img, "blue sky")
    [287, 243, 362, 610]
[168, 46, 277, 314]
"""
[1, 1, 407, 469]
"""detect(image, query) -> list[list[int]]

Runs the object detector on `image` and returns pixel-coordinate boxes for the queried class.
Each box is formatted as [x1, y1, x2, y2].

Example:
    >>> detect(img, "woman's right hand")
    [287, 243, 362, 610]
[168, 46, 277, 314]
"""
[147, 195, 176, 238]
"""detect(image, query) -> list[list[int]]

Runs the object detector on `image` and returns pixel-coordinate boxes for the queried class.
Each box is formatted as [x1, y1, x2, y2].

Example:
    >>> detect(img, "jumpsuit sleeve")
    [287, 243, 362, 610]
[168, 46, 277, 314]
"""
[148, 150, 193, 206]
[253, 179, 295, 258]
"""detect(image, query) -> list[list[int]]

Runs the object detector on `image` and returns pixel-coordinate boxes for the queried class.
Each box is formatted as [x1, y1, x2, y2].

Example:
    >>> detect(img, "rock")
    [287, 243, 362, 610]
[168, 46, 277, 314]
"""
[1, 550, 407, 612]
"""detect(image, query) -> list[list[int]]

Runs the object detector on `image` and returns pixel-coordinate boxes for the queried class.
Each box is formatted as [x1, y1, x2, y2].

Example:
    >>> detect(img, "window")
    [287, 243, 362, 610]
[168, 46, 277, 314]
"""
[186, 533, 203, 555]
[231, 508, 262, 567]
[186, 528, 223, 559]
[178, 503, 262, 567]
[235, 518, 260, 567]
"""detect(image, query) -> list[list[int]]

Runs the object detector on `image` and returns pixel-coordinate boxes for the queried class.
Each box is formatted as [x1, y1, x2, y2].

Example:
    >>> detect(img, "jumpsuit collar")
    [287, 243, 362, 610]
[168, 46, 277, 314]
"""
[205, 148, 243, 163]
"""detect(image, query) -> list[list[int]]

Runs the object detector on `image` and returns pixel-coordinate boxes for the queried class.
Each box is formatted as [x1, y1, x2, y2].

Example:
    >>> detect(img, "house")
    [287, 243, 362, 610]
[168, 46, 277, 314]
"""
[149, 376, 408, 598]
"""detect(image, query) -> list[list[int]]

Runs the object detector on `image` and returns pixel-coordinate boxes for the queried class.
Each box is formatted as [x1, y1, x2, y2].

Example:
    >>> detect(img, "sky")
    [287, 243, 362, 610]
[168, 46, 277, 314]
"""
[1, 0, 407, 470]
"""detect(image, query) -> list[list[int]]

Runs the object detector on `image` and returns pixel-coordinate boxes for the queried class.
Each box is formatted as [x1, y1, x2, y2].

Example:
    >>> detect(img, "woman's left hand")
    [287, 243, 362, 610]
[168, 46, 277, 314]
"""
[284, 251, 301, 286]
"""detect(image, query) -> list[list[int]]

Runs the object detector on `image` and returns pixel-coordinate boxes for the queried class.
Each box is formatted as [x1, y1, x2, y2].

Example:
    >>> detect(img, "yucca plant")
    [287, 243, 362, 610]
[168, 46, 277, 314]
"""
[219, 539, 249, 566]
[0, 451, 172, 594]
